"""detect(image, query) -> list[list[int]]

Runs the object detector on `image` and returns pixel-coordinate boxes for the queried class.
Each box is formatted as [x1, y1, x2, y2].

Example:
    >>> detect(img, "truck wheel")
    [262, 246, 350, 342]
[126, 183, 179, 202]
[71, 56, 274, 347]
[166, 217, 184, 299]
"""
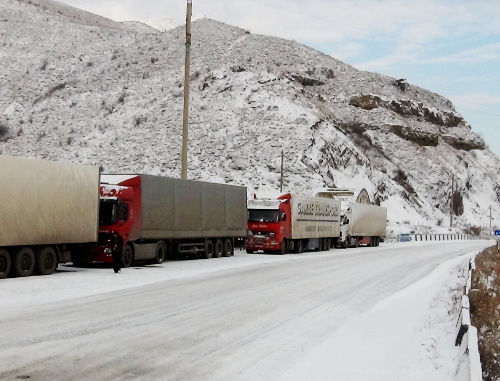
[35, 246, 58, 275]
[214, 239, 224, 258]
[345, 235, 352, 248]
[122, 244, 133, 268]
[246, 249, 254, 254]
[0, 248, 11, 279]
[202, 240, 214, 259]
[153, 241, 166, 264]
[13, 247, 35, 277]
[223, 239, 233, 257]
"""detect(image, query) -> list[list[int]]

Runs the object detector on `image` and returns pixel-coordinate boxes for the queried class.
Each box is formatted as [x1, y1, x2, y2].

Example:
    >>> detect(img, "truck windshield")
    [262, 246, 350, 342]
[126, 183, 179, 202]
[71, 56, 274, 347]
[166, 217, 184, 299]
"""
[99, 199, 117, 225]
[248, 209, 279, 223]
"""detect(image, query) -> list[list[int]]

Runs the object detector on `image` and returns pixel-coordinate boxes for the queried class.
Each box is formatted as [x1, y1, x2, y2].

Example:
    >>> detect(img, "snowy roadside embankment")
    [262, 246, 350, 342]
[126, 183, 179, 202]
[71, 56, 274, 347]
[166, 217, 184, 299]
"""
[278, 248, 487, 381]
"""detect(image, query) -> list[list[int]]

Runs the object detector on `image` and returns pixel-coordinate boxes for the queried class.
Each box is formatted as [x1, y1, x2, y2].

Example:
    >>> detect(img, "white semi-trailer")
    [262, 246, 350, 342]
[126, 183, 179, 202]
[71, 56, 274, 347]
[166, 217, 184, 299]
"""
[338, 202, 387, 248]
[0, 156, 100, 278]
[314, 188, 387, 248]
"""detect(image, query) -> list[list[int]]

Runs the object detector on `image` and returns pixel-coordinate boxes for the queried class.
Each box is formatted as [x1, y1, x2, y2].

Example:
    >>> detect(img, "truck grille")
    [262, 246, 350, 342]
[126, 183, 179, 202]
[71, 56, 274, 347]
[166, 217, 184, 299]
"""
[98, 233, 113, 246]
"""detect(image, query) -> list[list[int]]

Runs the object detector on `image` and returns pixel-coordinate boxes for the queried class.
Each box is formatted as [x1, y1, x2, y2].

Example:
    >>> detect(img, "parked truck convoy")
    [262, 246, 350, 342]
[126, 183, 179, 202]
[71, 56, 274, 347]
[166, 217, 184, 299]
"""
[1, 155, 388, 279]
[71, 174, 248, 267]
[0, 156, 100, 278]
[246, 193, 341, 254]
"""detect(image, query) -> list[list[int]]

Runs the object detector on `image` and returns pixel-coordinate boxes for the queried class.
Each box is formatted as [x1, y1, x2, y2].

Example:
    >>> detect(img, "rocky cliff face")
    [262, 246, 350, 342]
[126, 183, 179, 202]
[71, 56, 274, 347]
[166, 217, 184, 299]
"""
[0, 0, 499, 234]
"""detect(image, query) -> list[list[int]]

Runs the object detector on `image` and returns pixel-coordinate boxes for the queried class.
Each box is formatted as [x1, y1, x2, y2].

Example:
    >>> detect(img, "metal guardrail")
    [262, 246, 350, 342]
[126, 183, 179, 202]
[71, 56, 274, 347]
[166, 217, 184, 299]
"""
[455, 259, 482, 381]
[385, 234, 484, 243]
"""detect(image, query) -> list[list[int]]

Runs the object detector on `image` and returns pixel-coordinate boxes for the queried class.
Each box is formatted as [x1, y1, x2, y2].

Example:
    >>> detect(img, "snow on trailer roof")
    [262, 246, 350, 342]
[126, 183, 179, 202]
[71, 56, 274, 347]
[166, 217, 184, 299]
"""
[313, 187, 372, 204]
[100, 174, 139, 185]
[248, 198, 283, 210]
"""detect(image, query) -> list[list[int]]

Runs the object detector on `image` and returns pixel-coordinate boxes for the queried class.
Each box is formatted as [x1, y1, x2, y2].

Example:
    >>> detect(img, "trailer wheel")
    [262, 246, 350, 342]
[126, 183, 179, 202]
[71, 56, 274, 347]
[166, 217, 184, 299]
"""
[202, 240, 214, 259]
[0, 249, 11, 279]
[35, 246, 58, 275]
[153, 241, 166, 264]
[214, 239, 224, 258]
[354, 237, 360, 248]
[13, 247, 35, 277]
[223, 239, 233, 257]
[245, 249, 254, 254]
[122, 244, 133, 268]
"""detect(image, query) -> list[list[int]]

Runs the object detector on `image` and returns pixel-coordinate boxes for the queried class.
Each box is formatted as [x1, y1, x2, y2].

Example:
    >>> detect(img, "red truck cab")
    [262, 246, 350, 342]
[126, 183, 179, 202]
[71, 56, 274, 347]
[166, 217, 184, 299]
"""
[94, 178, 136, 265]
[246, 194, 292, 254]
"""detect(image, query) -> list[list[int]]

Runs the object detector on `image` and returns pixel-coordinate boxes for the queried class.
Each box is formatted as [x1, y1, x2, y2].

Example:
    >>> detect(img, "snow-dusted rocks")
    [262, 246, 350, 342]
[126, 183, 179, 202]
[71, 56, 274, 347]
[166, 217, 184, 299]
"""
[0, 0, 499, 235]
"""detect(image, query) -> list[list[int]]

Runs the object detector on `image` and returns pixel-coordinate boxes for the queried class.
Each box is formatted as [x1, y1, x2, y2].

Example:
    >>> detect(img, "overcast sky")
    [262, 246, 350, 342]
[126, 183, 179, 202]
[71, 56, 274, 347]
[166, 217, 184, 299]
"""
[56, 0, 500, 156]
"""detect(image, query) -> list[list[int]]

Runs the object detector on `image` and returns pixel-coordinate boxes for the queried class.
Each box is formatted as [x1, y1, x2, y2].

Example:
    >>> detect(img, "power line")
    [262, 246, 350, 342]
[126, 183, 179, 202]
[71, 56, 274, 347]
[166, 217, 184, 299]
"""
[453, 97, 500, 109]
[454, 105, 500, 118]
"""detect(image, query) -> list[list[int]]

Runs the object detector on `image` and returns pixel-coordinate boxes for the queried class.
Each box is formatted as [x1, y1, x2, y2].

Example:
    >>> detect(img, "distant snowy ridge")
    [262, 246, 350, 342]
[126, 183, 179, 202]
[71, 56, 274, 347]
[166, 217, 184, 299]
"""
[0, 0, 499, 236]
[146, 18, 178, 32]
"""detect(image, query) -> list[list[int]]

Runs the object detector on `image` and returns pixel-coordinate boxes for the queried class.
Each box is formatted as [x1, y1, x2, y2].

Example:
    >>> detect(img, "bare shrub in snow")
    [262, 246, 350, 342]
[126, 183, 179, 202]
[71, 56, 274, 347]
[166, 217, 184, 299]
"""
[133, 115, 147, 127]
[0, 124, 9, 140]
[36, 130, 46, 142]
[39, 58, 48, 71]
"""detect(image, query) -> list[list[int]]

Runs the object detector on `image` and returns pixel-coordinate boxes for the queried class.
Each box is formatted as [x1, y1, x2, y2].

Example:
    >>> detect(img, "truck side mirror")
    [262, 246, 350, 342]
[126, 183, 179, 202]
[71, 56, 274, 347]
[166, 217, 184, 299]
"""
[278, 212, 286, 222]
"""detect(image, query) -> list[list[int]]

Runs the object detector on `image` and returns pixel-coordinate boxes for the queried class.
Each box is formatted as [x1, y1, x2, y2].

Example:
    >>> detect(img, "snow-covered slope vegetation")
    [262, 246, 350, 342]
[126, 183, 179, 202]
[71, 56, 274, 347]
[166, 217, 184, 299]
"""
[1, 0, 499, 235]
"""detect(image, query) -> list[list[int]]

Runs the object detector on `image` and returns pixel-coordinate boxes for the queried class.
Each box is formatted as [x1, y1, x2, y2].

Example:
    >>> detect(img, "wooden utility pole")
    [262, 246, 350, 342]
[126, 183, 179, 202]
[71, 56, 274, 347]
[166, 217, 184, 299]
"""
[181, 0, 192, 179]
[450, 175, 454, 228]
[280, 151, 284, 193]
[490, 205, 493, 237]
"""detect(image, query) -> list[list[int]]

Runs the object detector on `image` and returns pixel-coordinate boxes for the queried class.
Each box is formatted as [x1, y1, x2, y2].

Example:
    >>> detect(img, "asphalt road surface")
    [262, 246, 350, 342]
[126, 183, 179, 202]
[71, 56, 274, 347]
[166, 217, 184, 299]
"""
[0, 240, 489, 380]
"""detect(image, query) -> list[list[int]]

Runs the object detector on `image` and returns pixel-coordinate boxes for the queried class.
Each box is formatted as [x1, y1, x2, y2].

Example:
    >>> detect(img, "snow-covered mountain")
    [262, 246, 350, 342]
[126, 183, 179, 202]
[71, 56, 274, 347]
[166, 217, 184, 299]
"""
[1, 0, 499, 235]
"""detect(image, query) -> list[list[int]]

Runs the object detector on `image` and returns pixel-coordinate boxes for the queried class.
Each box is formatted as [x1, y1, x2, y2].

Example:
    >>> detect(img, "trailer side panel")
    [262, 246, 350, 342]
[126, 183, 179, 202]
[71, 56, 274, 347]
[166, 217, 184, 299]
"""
[290, 195, 340, 240]
[349, 203, 387, 237]
[139, 175, 247, 239]
[0, 156, 99, 246]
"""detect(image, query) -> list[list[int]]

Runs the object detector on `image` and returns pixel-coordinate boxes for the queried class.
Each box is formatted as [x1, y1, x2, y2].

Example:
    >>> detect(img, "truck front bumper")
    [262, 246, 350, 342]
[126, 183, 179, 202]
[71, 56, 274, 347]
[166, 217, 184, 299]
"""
[246, 238, 280, 251]
[92, 247, 113, 263]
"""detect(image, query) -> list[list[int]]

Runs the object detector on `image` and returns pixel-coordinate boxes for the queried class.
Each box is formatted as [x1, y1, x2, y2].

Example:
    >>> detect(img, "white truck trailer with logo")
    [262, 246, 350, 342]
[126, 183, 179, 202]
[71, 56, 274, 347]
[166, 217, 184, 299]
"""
[315, 188, 387, 248]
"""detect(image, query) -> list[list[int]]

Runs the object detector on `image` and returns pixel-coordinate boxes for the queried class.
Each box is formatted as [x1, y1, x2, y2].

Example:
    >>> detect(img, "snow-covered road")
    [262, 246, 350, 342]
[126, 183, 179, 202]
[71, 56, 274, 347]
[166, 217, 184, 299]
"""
[0, 240, 490, 380]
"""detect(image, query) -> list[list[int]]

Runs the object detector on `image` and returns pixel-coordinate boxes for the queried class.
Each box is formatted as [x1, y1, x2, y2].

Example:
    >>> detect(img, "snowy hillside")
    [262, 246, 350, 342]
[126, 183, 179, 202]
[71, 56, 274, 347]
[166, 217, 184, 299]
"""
[0, 0, 499, 235]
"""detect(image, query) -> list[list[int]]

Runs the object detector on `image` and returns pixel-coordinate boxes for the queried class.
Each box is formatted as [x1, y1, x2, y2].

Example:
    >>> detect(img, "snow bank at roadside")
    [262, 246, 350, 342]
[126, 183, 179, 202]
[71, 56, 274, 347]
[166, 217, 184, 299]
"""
[278, 251, 479, 381]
